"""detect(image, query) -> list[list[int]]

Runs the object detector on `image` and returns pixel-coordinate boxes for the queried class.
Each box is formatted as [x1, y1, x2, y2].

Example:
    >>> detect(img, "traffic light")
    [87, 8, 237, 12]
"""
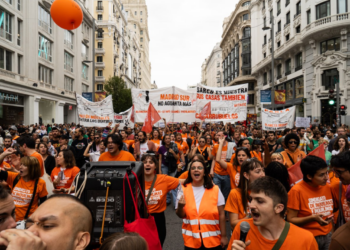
[340, 105, 347, 115]
[328, 89, 335, 105]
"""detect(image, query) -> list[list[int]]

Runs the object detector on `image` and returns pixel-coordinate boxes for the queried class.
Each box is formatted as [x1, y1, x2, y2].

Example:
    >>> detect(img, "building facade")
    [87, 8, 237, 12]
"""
[121, 0, 152, 89]
[200, 43, 223, 87]
[0, 0, 94, 126]
[251, 0, 350, 125]
[220, 0, 257, 114]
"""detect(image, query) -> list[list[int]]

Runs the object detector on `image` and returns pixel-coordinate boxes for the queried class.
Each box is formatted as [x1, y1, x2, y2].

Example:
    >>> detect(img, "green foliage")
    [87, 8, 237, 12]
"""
[104, 76, 132, 113]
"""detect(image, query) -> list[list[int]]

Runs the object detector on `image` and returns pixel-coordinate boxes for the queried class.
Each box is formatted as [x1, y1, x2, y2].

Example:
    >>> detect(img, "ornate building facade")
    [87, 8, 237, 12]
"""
[200, 43, 223, 87]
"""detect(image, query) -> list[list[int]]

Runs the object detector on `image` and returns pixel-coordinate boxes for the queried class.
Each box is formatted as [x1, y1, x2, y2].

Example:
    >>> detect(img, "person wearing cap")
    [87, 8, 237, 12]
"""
[9, 126, 19, 141]
[281, 133, 306, 168]
[329, 185, 350, 249]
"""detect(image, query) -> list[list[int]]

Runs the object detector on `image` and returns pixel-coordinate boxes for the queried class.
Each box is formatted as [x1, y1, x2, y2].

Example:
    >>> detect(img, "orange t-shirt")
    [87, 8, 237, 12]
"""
[6, 172, 48, 221]
[178, 171, 188, 180]
[287, 180, 333, 237]
[99, 151, 136, 161]
[211, 144, 228, 175]
[50, 166, 80, 189]
[175, 141, 189, 154]
[226, 163, 240, 189]
[240, 133, 247, 138]
[250, 151, 262, 162]
[31, 152, 44, 177]
[151, 139, 162, 151]
[281, 149, 306, 168]
[181, 134, 188, 142]
[123, 140, 135, 150]
[0, 161, 11, 170]
[225, 188, 249, 221]
[145, 174, 179, 213]
[330, 177, 350, 222]
[230, 219, 318, 250]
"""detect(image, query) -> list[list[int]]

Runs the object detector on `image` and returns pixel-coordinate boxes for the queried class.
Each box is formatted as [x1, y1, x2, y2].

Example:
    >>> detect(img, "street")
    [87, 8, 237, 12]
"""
[163, 204, 232, 250]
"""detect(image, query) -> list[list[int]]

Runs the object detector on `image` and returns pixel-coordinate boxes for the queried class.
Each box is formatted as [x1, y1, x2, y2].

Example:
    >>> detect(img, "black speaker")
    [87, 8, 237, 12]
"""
[76, 161, 146, 246]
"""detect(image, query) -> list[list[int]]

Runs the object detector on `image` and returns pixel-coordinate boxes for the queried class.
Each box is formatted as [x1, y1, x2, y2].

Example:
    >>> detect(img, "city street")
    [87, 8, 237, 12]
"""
[163, 204, 232, 250]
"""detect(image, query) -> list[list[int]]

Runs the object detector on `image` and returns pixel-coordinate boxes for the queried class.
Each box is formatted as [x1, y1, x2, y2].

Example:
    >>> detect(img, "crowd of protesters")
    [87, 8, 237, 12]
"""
[0, 120, 349, 250]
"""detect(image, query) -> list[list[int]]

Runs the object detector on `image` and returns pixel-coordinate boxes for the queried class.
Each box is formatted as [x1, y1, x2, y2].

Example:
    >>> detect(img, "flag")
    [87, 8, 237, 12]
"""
[275, 90, 286, 104]
[142, 103, 161, 133]
[288, 143, 326, 187]
[198, 102, 211, 121]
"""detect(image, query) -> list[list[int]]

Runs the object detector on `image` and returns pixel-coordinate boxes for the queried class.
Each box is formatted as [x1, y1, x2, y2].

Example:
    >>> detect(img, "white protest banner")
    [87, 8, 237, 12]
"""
[77, 94, 114, 127]
[262, 106, 295, 131]
[132, 87, 197, 123]
[295, 117, 311, 128]
[196, 83, 248, 123]
[114, 107, 134, 128]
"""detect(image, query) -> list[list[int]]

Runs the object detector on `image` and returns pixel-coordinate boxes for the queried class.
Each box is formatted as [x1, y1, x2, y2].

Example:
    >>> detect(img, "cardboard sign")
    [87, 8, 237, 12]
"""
[295, 117, 311, 128]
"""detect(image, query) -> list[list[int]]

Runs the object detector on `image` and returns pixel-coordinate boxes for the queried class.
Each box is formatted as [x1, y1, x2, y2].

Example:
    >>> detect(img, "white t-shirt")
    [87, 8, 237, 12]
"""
[175, 185, 225, 213]
[140, 142, 149, 158]
[89, 151, 101, 162]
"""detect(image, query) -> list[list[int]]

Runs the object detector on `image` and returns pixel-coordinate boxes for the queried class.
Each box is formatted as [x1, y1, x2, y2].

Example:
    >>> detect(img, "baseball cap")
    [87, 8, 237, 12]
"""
[9, 125, 17, 131]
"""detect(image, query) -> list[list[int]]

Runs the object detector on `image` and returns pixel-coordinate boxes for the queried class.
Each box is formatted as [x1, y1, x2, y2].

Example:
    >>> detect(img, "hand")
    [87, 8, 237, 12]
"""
[0, 229, 46, 250]
[178, 195, 186, 208]
[3, 148, 16, 156]
[61, 145, 67, 150]
[210, 169, 214, 177]
[169, 148, 175, 155]
[210, 145, 214, 151]
[191, 145, 196, 150]
[177, 163, 184, 170]
[219, 137, 225, 144]
[114, 123, 119, 128]
[220, 236, 228, 248]
[231, 240, 251, 250]
[53, 174, 62, 186]
[313, 214, 329, 226]
[88, 142, 93, 147]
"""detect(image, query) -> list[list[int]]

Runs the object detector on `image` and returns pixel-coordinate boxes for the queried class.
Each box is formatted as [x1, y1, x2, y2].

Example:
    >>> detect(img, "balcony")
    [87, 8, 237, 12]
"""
[295, 65, 302, 71]
[95, 48, 105, 54]
[285, 70, 291, 76]
[95, 62, 105, 68]
[0, 68, 16, 79]
[277, 74, 282, 79]
[294, 13, 301, 20]
[96, 6, 103, 13]
[95, 76, 105, 82]
[96, 34, 104, 40]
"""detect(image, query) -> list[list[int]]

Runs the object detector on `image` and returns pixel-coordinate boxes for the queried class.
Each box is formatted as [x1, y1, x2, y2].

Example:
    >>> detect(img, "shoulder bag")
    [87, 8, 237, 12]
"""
[146, 175, 157, 205]
[271, 221, 290, 250]
[335, 181, 346, 229]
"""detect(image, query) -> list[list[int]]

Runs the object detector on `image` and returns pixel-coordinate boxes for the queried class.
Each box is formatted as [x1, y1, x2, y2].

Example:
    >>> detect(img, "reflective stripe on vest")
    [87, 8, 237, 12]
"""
[202, 230, 221, 238]
[200, 219, 219, 225]
[183, 219, 198, 225]
[182, 229, 201, 239]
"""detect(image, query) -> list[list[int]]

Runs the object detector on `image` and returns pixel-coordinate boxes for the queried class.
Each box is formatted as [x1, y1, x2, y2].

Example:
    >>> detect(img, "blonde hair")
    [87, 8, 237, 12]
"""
[271, 153, 284, 160]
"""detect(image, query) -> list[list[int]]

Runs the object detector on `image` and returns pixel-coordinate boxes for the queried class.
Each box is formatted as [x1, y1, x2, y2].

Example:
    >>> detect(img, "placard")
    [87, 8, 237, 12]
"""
[114, 107, 134, 128]
[295, 117, 310, 128]
[262, 106, 295, 131]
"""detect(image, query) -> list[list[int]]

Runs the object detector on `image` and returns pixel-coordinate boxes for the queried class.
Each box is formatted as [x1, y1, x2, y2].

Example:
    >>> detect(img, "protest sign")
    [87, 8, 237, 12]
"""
[114, 107, 134, 128]
[132, 87, 196, 123]
[295, 117, 311, 128]
[196, 83, 248, 123]
[77, 94, 114, 127]
[261, 106, 295, 131]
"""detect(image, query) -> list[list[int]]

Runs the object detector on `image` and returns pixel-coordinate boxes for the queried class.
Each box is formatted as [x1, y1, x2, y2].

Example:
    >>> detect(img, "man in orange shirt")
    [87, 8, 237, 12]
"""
[287, 155, 334, 250]
[99, 134, 135, 162]
[231, 176, 318, 250]
[16, 136, 44, 176]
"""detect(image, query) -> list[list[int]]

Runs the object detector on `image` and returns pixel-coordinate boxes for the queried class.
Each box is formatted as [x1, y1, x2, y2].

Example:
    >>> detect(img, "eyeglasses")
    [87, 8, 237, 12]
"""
[191, 166, 204, 170]
[288, 141, 298, 144]
[94, 137, 100, 139]
[199, 141, 205, 143]
[334, 169, 348, 176]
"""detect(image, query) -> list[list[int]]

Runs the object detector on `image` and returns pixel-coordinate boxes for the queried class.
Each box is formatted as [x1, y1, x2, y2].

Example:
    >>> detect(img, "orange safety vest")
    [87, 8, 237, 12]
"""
[181, 183, 221, 249]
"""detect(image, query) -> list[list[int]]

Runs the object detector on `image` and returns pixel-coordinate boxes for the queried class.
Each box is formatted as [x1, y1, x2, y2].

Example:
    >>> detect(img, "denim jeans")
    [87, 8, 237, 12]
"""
[213, 173, 231, 200]
[161, 164, 177, 204]
[315, 232, 332, 250]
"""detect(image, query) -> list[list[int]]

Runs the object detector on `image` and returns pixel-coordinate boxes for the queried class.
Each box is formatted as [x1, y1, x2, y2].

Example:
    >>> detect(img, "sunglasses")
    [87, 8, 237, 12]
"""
[288, 141, 298, 144]
[94, 137, 100, 139]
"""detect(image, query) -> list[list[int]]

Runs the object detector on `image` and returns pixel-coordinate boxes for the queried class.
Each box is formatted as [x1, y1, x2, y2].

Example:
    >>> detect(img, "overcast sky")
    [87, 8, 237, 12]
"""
[147, 0, 239, 90]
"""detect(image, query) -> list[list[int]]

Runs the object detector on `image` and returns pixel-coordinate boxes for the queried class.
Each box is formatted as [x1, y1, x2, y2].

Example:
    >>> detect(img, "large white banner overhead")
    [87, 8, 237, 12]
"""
[132, 87, 197, 123]
[114, 107, 134, 128]
[196, 83, 248, 123]
[77, 94, 115, 127]
[262, 106, 296, 131]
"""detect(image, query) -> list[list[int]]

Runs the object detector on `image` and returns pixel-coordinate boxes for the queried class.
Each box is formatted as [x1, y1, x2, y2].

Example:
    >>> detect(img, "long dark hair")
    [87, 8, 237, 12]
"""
[265, 162, 290, 192]
[333, 135, 349, 151]
[238, 158, 264, 213]
[140, 153, 159, 174]
[184, 159, 213, 189]
[233, 148, 251, 168]
[162, 134, 171, 147]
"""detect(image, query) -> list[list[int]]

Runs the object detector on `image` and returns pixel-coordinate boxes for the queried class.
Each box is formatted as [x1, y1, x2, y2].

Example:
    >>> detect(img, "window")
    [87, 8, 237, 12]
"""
[64, 52, 73, 72]
[140, 37, 143, 42]
[38, 65, 52, 84]
[296, 25, 300, 33]
[217, 78, 220, 84]
[248, 82, 254, 91]
[140, 18, 143, 23]
[97, 30, 103, 38]
[140, 30, 143, 35]
[217, 62, 220, 67]
[263, 72, 267, 85]
[97, 70, 103, 76]
[286, 81, 293, 100]
[242, 1, 250, 7]
[286, 0, 290, 6]
[97, 56, 103, 62]
[97, 1, 103, 10]
[98, 42, 103, 48]
[17, 0, 20, 11]
[285, 59, 291, 75]
[134, 24, 136, 29]
[38, 34, 52, 62]
[264, 52, 266, 58]
[277, 21, 281, 32]
[286, 34, 290, 41]
[17, 54, 22, 74]
[338, 0, 347, 14]
[64, 76, 74, 92]
[277, 41, 281, 47]
[97, 84, 103, 91]
[0, 48, 11, 71]
[82, 63, 89, 80]
[277, 1, 281, 15]
[64, 30, 73, 49]
[270, 9, 273, 23]
[295, 52, 302, 70]
[296, 2, 301, 15]
[140, 11, 143, 15]
[320, 38, 341, 53]
[243, 14, 249, 21]
[264, 35, 267, 44]
[295, 77, 304, 98]
[4, 0, 12, 5]
[307, 10, 311, 24]
[38, 5, 52, 34]
[234, 44, 239, 78]
[82, 84, 89, 93]
[98, 15, 103, 20]
[81, 43, 88, 59]
[217, 70, 220, 75]
[277, 64, 282, 79]
[248, 94, 254, 105]
[269, 69, 272, 82]
[263, 17, 266, 27]
[135, 11, 137, 15]
[0, 9, 12, 41]
[322, 69, 338, 90]
[286, 12, 290, 24]
[243, 27, 251, 38]
[17, 19, 22, 46]
[316, 1, 330, 20]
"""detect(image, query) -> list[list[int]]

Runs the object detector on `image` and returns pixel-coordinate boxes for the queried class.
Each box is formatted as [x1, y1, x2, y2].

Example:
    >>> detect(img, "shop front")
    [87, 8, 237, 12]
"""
[0, 90, 24, 126]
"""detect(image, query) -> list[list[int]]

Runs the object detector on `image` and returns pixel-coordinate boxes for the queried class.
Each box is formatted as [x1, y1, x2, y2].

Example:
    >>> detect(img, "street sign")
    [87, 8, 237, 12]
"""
[260, 90, 271, 104]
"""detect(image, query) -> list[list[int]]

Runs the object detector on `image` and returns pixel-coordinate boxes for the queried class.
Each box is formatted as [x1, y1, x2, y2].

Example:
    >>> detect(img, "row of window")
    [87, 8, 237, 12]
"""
[265, 76, 304, 101]
[3, 0, 21, 11]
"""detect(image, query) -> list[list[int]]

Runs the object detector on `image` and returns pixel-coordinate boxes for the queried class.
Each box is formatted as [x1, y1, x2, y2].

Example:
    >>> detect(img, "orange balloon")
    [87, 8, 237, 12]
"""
[50, 0, 83, 30]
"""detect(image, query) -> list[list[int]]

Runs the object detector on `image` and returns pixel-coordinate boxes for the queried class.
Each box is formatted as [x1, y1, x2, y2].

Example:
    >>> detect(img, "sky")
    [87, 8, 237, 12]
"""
[147, 0, 239, 90]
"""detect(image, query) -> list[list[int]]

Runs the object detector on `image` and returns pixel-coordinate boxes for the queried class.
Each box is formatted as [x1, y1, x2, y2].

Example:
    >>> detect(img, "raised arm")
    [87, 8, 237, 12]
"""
[215, 137, 228, 169]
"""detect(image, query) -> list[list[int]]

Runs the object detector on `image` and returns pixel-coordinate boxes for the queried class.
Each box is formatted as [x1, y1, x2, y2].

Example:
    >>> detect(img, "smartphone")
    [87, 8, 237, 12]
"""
[322, 214, 334, 220]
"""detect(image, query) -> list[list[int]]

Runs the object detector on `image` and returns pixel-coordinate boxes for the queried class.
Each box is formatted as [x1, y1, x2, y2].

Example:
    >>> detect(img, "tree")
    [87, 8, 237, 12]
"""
[104, 76, 132, 113]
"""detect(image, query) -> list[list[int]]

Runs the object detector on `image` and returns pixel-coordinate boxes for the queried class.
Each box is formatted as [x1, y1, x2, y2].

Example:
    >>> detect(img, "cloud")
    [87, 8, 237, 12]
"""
[148, 0, 239, 89]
